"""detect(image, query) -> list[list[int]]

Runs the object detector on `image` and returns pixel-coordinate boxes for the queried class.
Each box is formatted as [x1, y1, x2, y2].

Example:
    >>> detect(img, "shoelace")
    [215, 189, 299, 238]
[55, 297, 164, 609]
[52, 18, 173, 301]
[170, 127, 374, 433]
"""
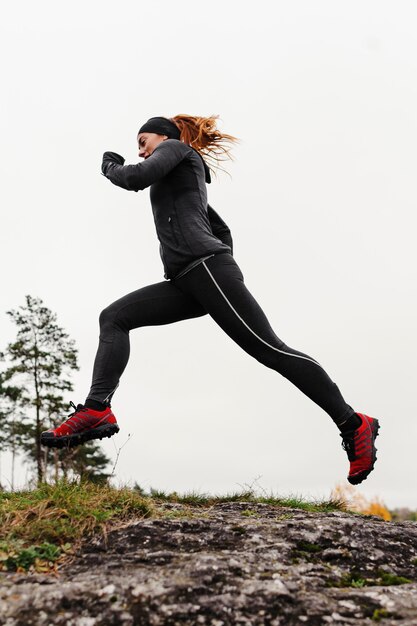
[67, 401, 89, 419]
[341, 437, 354, 453]
[340, 432, 356, 460]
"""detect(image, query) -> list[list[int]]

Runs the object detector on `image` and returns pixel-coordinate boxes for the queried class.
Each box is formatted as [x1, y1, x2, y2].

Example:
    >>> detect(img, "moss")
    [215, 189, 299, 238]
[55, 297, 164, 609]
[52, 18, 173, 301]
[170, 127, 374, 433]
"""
[241, 509, 259, 517]
[372, 608, 390, 621]
[292, 541, 323, 563]
[377, 570, 412, 586]
[296, 541, 322, 553]
[331, 570, 368, 588]
[331, 568, 412, 589]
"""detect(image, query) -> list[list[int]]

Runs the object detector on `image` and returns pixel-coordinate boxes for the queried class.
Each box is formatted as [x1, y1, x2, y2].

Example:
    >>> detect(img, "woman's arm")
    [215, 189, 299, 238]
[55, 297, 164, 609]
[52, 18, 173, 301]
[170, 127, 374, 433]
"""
[101, 139, 189, 192]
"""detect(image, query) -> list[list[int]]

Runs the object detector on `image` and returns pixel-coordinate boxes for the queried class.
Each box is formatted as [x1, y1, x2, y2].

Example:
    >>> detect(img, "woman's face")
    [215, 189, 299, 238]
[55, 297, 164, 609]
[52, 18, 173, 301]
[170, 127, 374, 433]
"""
[137, 132, 167, 159]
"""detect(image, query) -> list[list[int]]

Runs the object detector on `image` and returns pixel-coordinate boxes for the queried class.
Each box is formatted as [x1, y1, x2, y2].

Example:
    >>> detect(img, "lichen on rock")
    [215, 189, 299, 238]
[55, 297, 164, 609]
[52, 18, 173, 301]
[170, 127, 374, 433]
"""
[0, 502, 416, 625]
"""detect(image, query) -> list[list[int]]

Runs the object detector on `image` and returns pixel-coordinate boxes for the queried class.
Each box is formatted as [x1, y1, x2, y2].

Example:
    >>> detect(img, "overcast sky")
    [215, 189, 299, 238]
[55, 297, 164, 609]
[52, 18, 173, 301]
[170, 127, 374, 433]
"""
[1, 1, 416, 509]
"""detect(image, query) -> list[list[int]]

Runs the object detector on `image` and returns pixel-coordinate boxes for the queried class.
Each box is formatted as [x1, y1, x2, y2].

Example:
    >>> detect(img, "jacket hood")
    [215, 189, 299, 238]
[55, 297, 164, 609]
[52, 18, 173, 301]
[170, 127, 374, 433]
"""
[202, 156, 211, 184]
[192, 147, 211, 184]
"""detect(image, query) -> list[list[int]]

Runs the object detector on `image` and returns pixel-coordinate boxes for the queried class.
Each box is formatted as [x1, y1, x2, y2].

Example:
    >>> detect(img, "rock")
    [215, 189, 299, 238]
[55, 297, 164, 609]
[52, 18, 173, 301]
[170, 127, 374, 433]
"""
[0, 503, 416, 625]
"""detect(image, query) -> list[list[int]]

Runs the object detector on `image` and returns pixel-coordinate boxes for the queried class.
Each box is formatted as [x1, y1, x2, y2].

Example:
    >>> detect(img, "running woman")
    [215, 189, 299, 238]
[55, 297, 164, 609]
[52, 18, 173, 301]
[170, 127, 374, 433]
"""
[40, 115, 380, 485]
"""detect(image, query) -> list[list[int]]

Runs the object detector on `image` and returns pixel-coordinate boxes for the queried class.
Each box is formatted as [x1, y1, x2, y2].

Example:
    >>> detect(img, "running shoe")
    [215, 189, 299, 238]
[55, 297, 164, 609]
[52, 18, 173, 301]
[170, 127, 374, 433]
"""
[40, 401, 119, 448]
[340, 413, 379, 484]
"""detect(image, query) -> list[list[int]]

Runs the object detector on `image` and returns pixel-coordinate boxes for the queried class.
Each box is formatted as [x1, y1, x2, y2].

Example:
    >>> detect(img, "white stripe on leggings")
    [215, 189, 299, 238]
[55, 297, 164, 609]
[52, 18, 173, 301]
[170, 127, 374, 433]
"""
[202, 261, 323, 368]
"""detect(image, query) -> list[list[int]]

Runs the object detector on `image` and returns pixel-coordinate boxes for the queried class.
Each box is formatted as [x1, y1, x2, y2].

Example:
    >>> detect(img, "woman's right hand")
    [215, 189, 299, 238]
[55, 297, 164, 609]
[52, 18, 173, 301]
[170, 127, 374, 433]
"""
[101, 151, 125, 176]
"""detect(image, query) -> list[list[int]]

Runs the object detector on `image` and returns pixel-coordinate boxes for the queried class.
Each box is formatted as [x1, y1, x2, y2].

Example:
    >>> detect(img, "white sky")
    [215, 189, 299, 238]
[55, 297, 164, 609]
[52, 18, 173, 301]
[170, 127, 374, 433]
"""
[1, 1, 416, 509]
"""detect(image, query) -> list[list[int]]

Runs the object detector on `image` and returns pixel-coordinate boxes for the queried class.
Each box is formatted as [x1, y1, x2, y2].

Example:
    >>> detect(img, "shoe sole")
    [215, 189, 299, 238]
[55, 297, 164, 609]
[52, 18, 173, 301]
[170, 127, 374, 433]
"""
[40, 423, 120, 449]
[348, 418, 380, 485]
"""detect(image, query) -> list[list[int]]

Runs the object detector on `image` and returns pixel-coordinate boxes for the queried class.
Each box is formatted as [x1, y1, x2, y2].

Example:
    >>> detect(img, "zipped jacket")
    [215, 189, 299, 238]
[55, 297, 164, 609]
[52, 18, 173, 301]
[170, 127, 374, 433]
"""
[102, 139, 233, 279]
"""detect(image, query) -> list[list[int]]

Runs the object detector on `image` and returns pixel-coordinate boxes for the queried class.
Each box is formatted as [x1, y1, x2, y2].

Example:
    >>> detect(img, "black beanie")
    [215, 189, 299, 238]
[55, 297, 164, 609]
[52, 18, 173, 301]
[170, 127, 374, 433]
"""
[138, 116, 181, 140]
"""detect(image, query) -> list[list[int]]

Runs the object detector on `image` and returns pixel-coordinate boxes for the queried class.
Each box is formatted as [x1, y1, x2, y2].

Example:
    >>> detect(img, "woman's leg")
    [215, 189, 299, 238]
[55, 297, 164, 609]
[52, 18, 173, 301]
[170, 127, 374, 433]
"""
[86, 280, 206, 405]
[174, 253, 355, 428]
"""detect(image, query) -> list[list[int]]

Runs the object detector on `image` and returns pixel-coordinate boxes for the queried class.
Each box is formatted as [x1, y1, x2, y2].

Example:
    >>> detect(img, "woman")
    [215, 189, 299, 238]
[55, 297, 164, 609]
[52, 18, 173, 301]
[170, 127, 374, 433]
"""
[41, 114, 380, 485]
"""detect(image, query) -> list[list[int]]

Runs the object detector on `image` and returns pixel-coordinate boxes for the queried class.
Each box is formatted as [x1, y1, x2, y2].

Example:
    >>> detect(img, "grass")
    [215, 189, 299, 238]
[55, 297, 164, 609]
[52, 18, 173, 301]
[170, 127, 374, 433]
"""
[0, 479, 152, 573]
[0, 480, 348, 573]
[135, 484, 348, 514]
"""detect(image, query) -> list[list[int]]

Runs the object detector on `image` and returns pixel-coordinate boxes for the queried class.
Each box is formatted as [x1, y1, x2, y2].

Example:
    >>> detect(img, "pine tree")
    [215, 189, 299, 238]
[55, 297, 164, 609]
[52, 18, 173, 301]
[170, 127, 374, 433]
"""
[59, 441, 113, 485]
[2, 295, 113, 486]
[0, 364, 29, 489]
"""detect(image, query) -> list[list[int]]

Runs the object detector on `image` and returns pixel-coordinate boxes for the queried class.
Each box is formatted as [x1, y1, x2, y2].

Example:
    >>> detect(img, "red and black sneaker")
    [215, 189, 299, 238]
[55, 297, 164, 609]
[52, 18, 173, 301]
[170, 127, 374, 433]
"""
[340, 413, 380, 485]
[40, 401, 119, 449]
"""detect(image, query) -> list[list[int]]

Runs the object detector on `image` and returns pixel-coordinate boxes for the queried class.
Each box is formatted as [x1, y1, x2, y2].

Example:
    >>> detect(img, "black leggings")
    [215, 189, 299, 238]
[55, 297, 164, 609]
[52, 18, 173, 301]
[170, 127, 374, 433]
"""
[87, 253, 355, 427]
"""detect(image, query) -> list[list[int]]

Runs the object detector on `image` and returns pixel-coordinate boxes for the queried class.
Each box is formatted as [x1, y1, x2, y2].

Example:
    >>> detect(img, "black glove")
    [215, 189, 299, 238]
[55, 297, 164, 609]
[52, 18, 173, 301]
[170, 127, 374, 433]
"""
[102, 151, 125, 176]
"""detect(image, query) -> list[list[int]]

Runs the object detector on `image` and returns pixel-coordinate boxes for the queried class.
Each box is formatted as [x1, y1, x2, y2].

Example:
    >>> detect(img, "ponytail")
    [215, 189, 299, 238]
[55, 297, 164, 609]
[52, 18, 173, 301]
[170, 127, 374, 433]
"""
[169, 114, 240, 178]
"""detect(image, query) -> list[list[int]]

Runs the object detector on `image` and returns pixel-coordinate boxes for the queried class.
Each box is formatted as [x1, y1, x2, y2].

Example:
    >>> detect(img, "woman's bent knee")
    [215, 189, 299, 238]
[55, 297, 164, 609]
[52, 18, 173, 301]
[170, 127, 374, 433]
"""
[98, 303, 126, 337]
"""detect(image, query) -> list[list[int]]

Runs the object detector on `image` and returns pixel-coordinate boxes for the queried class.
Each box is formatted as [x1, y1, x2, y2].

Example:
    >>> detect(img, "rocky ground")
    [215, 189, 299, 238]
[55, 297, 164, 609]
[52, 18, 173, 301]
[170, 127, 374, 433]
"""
[0, 502, 416, 625]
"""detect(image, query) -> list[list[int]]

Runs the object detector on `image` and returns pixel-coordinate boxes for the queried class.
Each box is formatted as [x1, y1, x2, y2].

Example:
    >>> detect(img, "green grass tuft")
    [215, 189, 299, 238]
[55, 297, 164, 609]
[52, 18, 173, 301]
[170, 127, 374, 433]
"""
[136, 484, 348, 513]
[0, 479, 153, 572]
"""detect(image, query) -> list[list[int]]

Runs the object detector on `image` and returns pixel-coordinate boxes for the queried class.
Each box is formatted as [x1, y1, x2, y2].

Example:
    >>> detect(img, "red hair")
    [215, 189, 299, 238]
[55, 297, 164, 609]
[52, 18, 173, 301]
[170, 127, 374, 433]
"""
[169, 114, 240, 178]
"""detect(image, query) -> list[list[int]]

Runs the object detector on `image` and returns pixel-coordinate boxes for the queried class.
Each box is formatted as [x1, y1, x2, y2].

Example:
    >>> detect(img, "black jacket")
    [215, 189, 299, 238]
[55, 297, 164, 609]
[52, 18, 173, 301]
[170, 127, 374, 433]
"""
[102, 139, 233, 279]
